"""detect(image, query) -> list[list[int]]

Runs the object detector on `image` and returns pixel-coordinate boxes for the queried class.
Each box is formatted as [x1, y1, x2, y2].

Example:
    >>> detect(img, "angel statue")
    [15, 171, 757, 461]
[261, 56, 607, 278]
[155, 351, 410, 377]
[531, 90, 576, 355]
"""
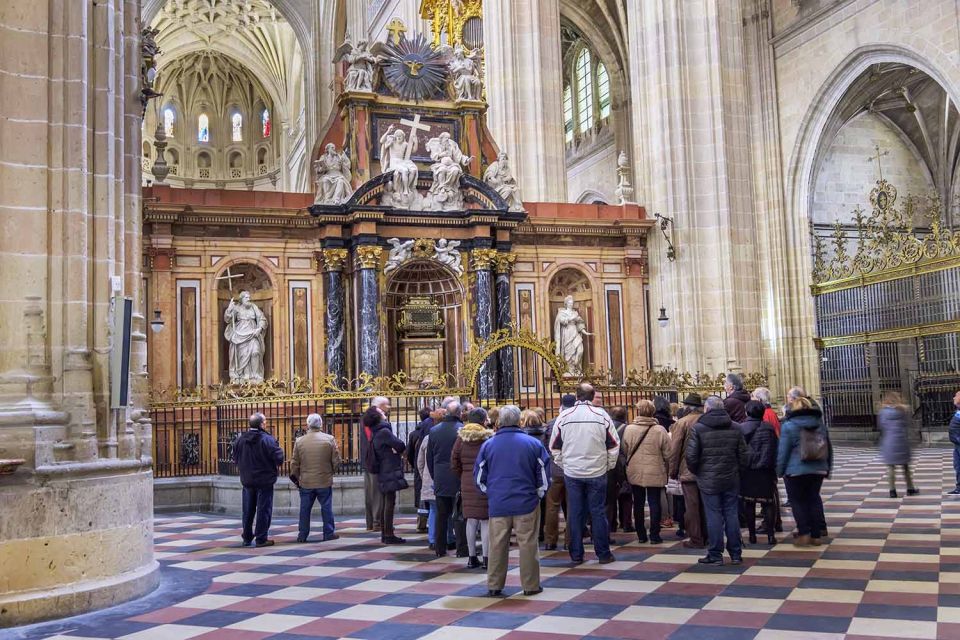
[335, 36, 378, 93]
[483, 151, 523, 211]
[425, 132, 472, 210]
[384, 238, 414, 274]
[434, 239, 463, 274]
[314, 143, 354, 205]
[441, 44, 483, 101]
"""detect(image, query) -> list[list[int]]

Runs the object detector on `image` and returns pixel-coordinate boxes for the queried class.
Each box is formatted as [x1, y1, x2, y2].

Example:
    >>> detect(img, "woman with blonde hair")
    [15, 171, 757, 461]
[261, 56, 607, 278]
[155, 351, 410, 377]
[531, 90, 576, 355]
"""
[878, 391, 918, 498]
[620, 399, 671, 543]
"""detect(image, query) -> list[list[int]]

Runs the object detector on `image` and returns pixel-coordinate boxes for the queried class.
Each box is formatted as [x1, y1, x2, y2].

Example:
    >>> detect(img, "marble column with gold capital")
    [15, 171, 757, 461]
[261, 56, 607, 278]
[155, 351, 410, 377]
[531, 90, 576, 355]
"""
[355, 245, 384, 377]
[472, 248, 498, 400]
[494, 252, 517, 399]
[322, 248, 349, 387]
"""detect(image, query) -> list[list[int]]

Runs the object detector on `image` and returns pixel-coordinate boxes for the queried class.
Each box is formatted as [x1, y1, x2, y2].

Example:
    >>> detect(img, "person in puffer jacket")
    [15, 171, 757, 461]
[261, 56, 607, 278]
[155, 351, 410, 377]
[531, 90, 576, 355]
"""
[686, 396, 748, 566]
[948, 390, 960, 495]
[232, 412, 284, 547]
[452, 408, 494, 570]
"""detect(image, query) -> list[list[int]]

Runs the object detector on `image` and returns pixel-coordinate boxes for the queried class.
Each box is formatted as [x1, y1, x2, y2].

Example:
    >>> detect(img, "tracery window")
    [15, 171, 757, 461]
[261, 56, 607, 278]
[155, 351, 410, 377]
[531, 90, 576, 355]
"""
[163, 107, 175, 137]
[597, 63, 611, 120]
[575, 49, 593, 133]
[198, 113, 209, 142]
[261, 109, 271, 138]
[562, 33, 614, 145]
[232, 113, 243, 142]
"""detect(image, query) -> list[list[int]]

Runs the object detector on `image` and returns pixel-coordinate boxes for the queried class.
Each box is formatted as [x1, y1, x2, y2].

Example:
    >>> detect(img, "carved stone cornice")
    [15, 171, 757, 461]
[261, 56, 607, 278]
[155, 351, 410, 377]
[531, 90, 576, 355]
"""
[494, 252, 517, 274]
[322, 248, 349, 272]
[471, 248, 498, 271]
[354, 245, 383, 270]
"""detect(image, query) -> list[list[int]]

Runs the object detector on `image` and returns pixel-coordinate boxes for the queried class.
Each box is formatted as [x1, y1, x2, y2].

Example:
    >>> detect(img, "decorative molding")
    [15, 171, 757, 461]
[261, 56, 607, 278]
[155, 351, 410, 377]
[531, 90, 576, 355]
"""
[354, 245, 383, 269]
[814, 320, 960, 350]
[322, 248, 349, 272]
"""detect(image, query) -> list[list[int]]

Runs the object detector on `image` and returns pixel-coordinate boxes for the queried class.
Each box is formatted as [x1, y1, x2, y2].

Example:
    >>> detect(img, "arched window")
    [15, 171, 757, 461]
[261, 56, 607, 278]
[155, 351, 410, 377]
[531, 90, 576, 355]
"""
[198, 113, 209, 142]
[163, 107, 175, 137]
[563, 85, 574, 143]
[597, 63, 611, 120]
[261, 109, 271, 138]
[575, 48, 593, 133]
[231, 113, 243, 142]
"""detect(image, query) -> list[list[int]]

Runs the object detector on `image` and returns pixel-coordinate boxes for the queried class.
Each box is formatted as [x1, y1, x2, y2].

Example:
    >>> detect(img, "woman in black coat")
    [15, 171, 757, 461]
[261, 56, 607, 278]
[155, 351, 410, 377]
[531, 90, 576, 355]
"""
[739, 401, 779, 545]
[363, 408, 407, 545]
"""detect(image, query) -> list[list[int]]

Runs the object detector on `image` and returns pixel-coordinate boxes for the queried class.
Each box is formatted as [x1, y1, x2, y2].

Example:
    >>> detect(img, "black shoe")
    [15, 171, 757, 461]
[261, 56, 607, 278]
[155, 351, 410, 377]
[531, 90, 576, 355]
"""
[482, 556, 488, 570]
[767, 535, 777, 545]
[748, 533, 757, 545]
[698, 556, 723, 565]
[382, 536, 406, 545]
[889, 489, 899, 498]
[323, 534, 340, 542]
[241, 540, 253, 548]
[949, 488, 960, 495]
[598, 555, 616, 565]
[467, 556, 481, 569]
[436, 551, 448, 558]
[544, 543, 557, 551]
[523, 588, 544, 596]
[487, 589, 503, 597]
[255, 539, 275, 547]
[636, 534, 648, 544]
[676, 529, 686, 539]
[730, 557, 743, 565]
[571, 557, 584, 565]
[907, 488, 920, 496]
[447, 542, 457, 551]
[650, 536, 663, 544]
[296, 537, 308, 543]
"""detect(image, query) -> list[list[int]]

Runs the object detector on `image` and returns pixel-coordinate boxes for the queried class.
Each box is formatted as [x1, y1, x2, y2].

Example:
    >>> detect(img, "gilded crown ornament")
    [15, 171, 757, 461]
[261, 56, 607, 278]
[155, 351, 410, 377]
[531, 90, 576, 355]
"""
[355, 245, 384, 269]
[322, 248, 349, 272]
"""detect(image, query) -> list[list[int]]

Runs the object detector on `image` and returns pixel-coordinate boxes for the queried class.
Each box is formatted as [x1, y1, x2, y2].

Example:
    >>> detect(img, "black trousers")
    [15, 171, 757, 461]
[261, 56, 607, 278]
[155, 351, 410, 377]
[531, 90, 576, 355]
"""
[435, 495, 455, 556]
[673, 494, 686, 531]
[379, 490, 397, 539]
[784, 474, 826, 537]
[630, 485, 662, 540]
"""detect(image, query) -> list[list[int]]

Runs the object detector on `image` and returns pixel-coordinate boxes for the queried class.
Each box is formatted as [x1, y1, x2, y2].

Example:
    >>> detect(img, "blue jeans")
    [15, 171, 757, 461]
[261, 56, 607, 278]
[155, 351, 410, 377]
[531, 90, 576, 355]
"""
[954, 448, 960, 489]
[565, 474, 612, 561]
[426, 500, 455, 546]
[701, 489, 742, 561]
[298, 487, 335, 541]
[241, 484, 274, 545]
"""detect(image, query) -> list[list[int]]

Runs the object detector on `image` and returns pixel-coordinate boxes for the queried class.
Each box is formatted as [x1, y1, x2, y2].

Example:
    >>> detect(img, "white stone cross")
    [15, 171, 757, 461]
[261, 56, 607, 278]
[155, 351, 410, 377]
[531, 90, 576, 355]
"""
[399, 114, 431, 160]
[216, 266, 244, 292]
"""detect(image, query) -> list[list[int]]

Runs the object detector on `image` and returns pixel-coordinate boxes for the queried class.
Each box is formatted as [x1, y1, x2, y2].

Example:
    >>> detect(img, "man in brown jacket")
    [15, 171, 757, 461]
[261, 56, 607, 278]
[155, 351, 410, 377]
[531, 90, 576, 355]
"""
[669, 394, 706, 548]
[291, 413, 341, 542]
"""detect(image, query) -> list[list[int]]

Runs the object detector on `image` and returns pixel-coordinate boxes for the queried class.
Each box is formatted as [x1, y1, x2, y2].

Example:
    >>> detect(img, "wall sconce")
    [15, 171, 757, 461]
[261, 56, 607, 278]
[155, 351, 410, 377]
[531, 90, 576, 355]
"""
[149, 309, 165, 334]
[654, 212, 676, 261]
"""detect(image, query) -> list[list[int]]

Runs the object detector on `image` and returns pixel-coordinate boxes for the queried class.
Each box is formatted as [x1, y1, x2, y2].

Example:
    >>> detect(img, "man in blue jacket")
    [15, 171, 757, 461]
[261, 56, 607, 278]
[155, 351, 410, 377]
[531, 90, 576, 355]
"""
[233, 412, 285, 547]
[949, 391, 960, 495]
[475, 405, 550, 597]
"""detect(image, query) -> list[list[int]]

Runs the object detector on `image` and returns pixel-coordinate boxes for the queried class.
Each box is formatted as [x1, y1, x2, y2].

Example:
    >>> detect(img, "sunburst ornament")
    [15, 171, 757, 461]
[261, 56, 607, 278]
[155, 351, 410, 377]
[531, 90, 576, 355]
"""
[380, 33, 447, 102]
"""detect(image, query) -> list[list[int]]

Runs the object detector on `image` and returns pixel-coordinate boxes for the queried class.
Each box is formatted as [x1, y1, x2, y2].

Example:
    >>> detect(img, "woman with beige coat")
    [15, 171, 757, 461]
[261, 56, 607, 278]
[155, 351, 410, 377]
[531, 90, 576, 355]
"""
[620, 399, 672, 543]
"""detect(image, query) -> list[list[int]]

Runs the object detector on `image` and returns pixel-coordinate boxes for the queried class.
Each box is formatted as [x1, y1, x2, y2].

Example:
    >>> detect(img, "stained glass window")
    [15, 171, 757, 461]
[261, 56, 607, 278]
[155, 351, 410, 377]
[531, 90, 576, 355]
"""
[575, 48, 593, 133]
[261, 109, 271, 138]
[597, 63, 611, 119]
[163, 107, 175, 137]
[198, 113, 209, 142]
[231, 113, 243, 142]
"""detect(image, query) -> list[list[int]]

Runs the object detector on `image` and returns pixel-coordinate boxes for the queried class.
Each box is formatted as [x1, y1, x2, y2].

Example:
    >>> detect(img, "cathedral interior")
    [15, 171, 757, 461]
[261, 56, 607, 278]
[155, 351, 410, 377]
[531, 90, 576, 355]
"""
[5, 0, 960, 637]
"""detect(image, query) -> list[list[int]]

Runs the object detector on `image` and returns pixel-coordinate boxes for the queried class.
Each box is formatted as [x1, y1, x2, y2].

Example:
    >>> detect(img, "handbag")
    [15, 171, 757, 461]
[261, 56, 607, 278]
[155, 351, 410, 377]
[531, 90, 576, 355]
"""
[666, 478, 682, 496]
[618, 425, 654, 483]
[453, 491, 466, 524]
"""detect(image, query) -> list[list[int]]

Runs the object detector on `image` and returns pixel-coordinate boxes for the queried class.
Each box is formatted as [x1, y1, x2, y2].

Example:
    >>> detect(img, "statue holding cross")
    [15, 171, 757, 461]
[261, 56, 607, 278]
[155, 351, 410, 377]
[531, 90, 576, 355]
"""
[379, 114, 432, 207]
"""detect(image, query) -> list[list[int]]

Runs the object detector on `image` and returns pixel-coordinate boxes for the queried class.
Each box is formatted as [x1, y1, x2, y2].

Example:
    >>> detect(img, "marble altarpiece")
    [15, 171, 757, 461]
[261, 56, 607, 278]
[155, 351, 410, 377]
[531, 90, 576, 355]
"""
[143, 22, 654, 401]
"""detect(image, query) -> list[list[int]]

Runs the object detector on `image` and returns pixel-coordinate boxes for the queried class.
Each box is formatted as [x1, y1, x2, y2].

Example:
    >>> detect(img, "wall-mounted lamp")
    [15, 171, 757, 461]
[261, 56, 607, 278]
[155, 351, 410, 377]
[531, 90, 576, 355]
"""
[653, 212, 676, 261]
[149, 309, 165, 334]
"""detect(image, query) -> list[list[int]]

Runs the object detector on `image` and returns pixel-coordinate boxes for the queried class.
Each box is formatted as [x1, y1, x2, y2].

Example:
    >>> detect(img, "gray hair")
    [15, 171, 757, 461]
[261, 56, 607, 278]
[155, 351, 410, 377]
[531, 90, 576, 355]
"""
[498, 404, 521, 427]
[248, 412, 266, 429]
[445, 399, 462, 416]
[725, 373, 744, 391]
[787, 386, 807, 402]
[370, 396, 389, 409]
[441, 396, 457, 409]
[306, 413, 323, 430]
[704, 395, 724, 412]
[752, 387, 771, 406]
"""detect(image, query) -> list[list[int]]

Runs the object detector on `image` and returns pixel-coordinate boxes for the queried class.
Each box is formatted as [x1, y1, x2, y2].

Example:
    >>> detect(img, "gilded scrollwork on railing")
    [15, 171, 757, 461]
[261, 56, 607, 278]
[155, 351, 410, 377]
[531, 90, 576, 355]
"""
[461, 323, 567, 385]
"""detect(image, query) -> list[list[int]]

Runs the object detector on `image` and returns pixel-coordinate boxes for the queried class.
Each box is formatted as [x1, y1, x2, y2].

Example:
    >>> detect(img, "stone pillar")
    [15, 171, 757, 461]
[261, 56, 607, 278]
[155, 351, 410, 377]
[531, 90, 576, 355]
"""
[494, 252, 517, 400]
[484, 0, 567, 201]
[355, 245, 383, 377]
[0, 0, 157, 625]
[322, 248, 349, 387]
[471, 249, 498, 400]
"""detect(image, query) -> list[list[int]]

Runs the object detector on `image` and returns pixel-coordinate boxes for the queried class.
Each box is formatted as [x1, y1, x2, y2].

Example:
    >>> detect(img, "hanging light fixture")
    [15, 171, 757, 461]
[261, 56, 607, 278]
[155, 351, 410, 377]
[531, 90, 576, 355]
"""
[149, 309, 165, 333]
[657, 306, 669, 328]
[655, 213, 670, 328]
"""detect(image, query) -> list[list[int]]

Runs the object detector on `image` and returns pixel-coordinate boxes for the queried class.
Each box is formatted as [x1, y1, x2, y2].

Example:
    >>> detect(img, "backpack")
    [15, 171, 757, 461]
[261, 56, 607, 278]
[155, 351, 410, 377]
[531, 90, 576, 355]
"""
[799, 426, 828, 462]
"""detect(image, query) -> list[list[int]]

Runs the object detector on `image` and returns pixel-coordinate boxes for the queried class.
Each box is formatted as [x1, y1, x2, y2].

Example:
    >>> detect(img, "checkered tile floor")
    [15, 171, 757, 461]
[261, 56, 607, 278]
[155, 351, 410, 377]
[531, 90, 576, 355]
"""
[13, 446, 960, 640]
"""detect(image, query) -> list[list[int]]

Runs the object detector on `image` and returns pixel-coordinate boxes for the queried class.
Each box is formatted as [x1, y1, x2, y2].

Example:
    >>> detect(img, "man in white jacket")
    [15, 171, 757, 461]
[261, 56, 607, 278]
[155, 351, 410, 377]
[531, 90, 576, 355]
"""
[548, 383, 620, 564]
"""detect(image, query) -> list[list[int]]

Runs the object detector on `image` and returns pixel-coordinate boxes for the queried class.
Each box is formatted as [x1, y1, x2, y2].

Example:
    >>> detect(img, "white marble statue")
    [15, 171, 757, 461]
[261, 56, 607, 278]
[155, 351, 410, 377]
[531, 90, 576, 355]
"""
[445, 44, 482, 101]
[425, 132, 471, 210]
[336, 37, 377, 93]
[434, 239, 463, 274]
[224, 291, 268, 384]
[483, 151, 523, 211]
[385, 238, 414, 273]
[379, 124, 422, 207]
[554, 295, 591, 375]
[314, 143, 354, 205]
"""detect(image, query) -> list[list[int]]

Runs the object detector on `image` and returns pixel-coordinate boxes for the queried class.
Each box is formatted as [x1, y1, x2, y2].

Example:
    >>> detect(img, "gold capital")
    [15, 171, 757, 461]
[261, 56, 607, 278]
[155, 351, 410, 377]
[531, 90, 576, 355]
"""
[471, 248, 498, 271]
[321, 248, 349, 272]
[355, 245, 384, 270]
[494, 252, 517, 274]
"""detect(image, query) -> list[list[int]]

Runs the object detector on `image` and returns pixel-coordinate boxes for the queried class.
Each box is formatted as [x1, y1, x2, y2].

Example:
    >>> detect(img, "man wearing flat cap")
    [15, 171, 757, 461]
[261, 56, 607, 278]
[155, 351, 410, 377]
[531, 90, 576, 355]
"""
[668, 393, 706, 548]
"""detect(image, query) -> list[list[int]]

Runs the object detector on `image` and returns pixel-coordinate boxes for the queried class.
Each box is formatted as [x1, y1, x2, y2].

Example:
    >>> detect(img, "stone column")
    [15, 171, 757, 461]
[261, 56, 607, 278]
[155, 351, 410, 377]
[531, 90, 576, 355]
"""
[354, 246, 383, 377]
[471, 249, 498, 400]
[322, 248, 349, 387]
[484, 0, 567, 201]
[494, 252, 517, 400]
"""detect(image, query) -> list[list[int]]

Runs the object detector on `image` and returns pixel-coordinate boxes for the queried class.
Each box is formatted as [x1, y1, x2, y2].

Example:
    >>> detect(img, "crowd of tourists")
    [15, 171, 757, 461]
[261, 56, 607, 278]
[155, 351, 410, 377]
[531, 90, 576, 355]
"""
[231, 373, 951, 595]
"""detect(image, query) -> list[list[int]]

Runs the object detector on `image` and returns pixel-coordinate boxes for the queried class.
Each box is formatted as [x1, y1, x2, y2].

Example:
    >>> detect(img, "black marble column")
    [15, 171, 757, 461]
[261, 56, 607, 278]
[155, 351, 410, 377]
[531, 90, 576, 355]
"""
[322, 249, 348, 388]
[355, 246, 383, 377]
[494, 253, 516, 400]
[472, 249, 497, 401]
